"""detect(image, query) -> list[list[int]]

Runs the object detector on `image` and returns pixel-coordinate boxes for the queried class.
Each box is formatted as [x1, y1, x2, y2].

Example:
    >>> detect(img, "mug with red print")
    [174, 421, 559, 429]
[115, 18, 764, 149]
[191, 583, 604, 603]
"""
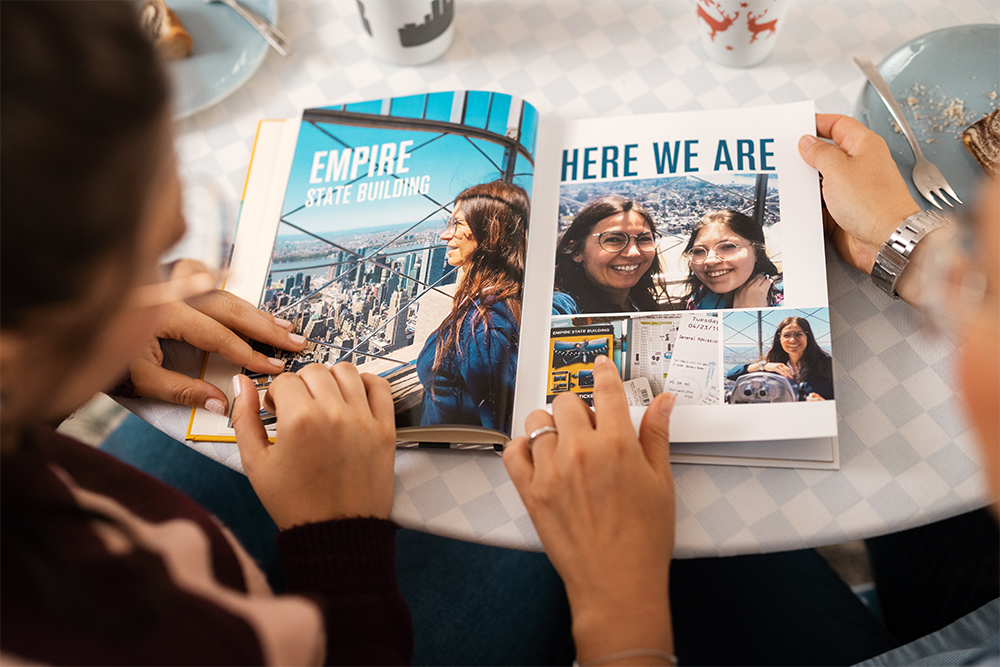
[696, 0, 790, 67]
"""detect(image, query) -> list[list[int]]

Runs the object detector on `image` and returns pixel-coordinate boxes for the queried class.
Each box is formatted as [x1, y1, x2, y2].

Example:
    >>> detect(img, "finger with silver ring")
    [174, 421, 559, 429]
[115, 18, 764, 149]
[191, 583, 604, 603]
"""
[524, 408, 554, 434]
[527, 426, 559, 448]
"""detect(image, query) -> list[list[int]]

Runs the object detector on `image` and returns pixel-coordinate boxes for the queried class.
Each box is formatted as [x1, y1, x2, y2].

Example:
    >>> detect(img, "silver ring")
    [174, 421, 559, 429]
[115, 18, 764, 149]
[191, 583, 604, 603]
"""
[527, 426, 558, 447]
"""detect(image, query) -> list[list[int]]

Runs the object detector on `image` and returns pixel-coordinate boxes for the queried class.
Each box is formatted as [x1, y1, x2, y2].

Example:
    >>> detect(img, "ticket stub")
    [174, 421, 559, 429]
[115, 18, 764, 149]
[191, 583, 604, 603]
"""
[622, 377, 654, 406]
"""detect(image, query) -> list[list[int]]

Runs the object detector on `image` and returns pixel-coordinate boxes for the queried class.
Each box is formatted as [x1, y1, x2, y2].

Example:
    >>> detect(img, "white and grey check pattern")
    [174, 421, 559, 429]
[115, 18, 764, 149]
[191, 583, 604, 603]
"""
[127, 0, 998, 557]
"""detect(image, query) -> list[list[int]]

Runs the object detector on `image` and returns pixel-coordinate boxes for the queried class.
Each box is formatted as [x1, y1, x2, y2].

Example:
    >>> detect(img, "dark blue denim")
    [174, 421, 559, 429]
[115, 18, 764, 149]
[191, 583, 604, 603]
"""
[100, 414, 574, 665]
[101, 414, 998, 666]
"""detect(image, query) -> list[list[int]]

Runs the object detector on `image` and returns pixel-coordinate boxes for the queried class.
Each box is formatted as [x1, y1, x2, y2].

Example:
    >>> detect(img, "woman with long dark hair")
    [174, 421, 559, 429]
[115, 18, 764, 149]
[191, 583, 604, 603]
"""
[727, 316, 833, 401]
[682, 209, 783, 309]
[1, 4, 410, 663]
[416, 181, 529, 433]
[553, 195, 672, 314]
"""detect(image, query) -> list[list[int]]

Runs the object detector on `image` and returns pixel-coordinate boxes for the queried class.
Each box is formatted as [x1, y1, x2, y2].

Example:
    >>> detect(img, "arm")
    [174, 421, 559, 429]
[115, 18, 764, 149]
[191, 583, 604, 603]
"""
[504, 357, 676, 666]
[231, 362, 411, 665]
[798, 114, 928, 305]
[754, 360, 794, 379]
[277, 519, 412, 666]
[127, 260, 309, 415]
[729, 361, 794, 380]
[727, 363, 751, 382]
[461, 305, 519, 431]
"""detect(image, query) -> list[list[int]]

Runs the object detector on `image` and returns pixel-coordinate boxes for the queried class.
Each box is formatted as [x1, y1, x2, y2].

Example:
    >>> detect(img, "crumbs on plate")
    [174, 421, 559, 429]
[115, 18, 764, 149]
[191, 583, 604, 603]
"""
[888, 81, 999, 145]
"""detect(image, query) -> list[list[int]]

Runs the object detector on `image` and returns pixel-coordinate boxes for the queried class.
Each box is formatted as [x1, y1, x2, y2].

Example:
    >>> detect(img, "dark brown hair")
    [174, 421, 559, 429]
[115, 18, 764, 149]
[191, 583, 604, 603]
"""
[682, 209, 780, 308]
[0, 1, 173, 634]
[432, 181, 529, 376]
[1, 1, 169, 328]
[554, 195, 670, 312]
[766, 316, 832, 384]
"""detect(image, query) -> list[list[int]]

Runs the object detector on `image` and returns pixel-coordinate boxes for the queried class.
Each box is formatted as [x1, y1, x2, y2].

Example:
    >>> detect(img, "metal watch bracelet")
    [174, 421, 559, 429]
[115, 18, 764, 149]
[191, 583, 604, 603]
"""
[871, 210, 950, 299]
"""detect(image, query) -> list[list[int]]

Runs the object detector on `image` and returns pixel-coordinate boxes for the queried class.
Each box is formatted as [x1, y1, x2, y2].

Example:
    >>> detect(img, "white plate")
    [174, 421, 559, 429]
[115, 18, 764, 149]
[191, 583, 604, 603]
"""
[166, 0, 277, 120]
[854, 24, 1000, 207]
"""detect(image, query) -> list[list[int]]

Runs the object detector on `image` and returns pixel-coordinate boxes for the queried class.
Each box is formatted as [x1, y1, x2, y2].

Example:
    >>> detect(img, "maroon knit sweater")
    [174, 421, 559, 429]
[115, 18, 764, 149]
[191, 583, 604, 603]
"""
[0, 426, 413, 665]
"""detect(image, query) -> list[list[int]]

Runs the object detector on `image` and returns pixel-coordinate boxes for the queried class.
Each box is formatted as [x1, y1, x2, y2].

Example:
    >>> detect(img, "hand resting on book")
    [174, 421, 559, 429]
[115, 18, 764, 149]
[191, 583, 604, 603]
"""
[231, 363, 396, 530]
[504, 356, 677, 665]
[126, 258, 308, 416]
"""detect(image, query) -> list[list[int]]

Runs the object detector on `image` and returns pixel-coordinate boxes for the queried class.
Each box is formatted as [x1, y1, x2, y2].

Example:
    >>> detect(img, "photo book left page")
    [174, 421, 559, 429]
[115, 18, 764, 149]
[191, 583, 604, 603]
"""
[189, 92, 538, 446]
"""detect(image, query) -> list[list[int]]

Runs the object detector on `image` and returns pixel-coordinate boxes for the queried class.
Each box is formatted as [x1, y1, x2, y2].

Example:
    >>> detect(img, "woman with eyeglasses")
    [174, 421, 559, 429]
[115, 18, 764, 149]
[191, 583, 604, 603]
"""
[553, 195, 673, 314]
[1, 4, 412, 663]
[681, 209, 783, 309]
[415, 180, 529, 433]
[727, 316, 833, 401]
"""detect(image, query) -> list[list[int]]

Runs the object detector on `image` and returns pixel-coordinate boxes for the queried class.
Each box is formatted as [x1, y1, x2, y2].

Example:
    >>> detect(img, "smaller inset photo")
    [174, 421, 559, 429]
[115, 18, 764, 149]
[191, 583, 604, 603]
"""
[722, 308, 833, 404]
[547, 323, 616, 405]
[627, 312, 721, 406]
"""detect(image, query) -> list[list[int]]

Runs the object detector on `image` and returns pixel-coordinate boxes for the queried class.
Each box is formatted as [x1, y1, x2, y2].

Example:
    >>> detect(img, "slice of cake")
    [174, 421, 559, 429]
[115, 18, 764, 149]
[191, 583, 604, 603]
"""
[962, 108, 1000, 179]
[140, 0, 193, 61]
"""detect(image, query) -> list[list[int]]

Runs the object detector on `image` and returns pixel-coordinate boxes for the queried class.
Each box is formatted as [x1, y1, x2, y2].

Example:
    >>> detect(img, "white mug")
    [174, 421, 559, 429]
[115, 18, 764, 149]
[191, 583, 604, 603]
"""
[355, 0, 455, 66]
[696, 0, 790, 68]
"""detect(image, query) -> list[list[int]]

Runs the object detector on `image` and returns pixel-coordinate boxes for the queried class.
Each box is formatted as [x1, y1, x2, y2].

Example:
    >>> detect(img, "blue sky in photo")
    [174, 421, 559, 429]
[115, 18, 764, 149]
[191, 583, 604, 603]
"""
[723, 307, 832, 348]
[278, 93, 535, 240]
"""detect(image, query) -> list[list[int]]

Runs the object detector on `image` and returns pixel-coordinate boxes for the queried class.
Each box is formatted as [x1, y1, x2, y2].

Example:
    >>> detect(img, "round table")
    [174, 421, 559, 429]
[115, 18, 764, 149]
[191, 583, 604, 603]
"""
[125, 0, 997, 557]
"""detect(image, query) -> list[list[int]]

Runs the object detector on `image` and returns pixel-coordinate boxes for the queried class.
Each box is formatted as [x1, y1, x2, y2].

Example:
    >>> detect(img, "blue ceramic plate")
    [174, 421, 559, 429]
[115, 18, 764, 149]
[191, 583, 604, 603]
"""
[167, 0, 277, 120]
[854, 24, 1000, 207]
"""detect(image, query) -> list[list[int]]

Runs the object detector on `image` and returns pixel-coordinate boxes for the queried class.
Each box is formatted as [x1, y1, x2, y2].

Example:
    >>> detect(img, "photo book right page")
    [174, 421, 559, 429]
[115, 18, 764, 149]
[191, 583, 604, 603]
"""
[517, 101, 837, 453]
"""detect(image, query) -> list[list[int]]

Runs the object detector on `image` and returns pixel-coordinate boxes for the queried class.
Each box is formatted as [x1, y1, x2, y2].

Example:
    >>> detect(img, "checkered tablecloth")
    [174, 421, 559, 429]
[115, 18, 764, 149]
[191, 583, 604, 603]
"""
[131, 0, 997, 557]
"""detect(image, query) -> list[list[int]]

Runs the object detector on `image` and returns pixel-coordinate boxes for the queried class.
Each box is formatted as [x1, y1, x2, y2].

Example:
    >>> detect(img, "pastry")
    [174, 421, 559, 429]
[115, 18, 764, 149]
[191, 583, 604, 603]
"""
[962, 108, 1000, 179]
[140, 0, 193, 61]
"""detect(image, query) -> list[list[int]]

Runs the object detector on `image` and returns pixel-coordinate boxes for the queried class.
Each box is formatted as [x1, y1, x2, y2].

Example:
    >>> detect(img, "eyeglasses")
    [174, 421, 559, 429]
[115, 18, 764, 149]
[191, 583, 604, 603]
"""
[780, 331, 806, 341]
[129, 180, 233, 308]
[685, 241, 749, 264]
[592, 230, 661, 253]
[913, 219, 993, 338]
[443, 214, 471, 236]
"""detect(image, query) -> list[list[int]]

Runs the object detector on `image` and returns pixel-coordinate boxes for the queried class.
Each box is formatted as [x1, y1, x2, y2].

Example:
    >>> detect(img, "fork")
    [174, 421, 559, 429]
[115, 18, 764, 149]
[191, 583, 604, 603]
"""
[854, 55, 961, 209]
[204, 0, 292, 57]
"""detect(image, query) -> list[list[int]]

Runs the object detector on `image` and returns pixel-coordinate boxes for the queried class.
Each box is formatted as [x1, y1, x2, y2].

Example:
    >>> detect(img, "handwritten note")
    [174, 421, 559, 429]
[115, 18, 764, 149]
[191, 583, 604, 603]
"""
[665, 313, 720, 406]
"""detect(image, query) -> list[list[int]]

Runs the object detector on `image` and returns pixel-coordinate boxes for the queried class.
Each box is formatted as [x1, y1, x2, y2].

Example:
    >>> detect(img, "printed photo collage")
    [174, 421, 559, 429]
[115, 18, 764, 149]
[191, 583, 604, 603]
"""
[547, 173, 834, 408]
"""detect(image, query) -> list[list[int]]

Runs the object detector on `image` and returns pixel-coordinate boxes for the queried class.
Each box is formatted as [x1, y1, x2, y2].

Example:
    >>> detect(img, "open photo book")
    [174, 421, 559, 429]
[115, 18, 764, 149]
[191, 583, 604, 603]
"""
[188, 92, 839, 469]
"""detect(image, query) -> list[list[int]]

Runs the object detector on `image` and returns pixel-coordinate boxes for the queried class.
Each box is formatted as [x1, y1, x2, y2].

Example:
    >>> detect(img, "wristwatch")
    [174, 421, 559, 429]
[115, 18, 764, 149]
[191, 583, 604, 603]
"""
[871, 210, 950, 299]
